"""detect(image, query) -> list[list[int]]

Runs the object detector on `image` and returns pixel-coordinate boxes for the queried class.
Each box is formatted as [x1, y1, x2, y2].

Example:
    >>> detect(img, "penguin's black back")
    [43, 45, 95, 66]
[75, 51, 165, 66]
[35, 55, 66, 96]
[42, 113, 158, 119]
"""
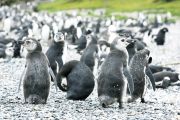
[98, 50, 127, 98]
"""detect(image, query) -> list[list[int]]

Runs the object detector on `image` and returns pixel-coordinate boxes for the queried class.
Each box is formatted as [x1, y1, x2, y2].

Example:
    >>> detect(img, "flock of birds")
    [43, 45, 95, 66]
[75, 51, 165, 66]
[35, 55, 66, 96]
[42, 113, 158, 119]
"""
[0, 2, 180, 108]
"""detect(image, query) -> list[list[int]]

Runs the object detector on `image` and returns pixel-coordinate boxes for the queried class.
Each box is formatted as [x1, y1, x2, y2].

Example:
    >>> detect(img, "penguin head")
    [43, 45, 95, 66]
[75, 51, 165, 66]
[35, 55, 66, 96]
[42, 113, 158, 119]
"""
[126, 39, 136, 49]
[98, 41, 110, 52]
[5, 47, 14, 57]
[86, 34, 97, 46]
[111, 35, 133, 51]
[22, 38, 42, 53]
[119, 32, 133, 39]
[86, 34, 92, 45]
[161, 27, 169, 33]
[54, 32, 65, 42]
[85, 29, 92, 35]
[138, 49, 152, 66]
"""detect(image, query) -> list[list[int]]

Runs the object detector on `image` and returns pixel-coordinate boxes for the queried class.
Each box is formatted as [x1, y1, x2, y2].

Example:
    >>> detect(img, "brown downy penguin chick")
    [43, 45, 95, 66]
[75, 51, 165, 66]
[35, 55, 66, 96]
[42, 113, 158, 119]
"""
[19, 38, 57, 104]
[128, 49, 152, 103]
[97, 36, 134, 108]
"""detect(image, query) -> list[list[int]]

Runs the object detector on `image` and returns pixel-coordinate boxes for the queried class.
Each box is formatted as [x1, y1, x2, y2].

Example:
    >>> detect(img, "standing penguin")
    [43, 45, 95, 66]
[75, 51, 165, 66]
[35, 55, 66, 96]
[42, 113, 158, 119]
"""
[95, 19, 101, 34]
[3, 16, 12, 33]
[154, 27, 168, 45]
[80, 35, 98, 71]
[75, 35, 87, 53]
[46, 32, 66, 78]
[41, 24, 50, 45]
[12, 40, 23, 58]
[69, 25, 78, 44]
[128, 49, 153, 103]
[97, 36, 134, 108]
[126, 39, 137, 62]
[19, 38, 57, 104]
[56, 60, 95, 100]
[126, 39, 156, 92]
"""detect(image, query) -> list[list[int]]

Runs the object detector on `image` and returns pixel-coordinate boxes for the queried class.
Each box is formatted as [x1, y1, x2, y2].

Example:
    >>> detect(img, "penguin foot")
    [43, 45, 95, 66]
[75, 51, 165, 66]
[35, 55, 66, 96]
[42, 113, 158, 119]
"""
[141, 98, 146, 103]
[118, 102, 123, 109]
[102, 103, 107, 108]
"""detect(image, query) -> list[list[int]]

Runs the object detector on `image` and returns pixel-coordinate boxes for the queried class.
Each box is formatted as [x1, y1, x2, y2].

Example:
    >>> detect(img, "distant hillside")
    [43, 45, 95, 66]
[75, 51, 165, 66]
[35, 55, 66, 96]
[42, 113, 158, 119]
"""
[37, 0, 180, 16]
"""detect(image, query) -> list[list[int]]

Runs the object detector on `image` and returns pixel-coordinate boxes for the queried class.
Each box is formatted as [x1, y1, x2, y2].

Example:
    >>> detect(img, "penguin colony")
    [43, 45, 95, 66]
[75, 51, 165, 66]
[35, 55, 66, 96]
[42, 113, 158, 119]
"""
[0, 3, 179, 109]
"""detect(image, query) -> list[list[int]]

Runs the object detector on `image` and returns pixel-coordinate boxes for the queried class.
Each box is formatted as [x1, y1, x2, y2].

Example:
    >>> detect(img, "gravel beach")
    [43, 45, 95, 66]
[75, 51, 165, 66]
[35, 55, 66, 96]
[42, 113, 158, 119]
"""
[0, 5, 180, 120]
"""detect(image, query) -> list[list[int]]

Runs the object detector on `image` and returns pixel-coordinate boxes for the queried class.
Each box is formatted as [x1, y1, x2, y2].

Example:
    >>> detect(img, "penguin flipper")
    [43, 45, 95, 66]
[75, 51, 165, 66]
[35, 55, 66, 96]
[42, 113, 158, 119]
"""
[146, 67, 156, 91]
[123, 67, 134, 95]
[57, 74, 68, 92]
[17, 65, 26, 93]
[48, 67, 58, 92]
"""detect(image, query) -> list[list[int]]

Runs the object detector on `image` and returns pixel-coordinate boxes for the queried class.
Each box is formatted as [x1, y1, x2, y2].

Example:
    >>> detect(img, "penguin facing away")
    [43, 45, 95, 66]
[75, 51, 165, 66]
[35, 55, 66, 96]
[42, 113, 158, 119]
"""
[97, 36, 134, 108]
[128, 49, 153, 103]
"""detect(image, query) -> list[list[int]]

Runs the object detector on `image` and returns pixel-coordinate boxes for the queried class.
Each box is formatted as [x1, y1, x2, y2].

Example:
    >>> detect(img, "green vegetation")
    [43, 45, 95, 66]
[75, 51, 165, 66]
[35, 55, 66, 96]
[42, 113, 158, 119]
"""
[37, 0, 180, 17]
[0, 0, 32, 6]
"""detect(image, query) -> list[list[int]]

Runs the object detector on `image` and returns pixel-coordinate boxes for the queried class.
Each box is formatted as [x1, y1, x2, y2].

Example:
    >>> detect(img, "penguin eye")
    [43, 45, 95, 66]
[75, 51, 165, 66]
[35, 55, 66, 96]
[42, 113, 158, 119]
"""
[26, 40, 31, 44]
[55, 34, 59, 39]
[121, 39, 125, 42]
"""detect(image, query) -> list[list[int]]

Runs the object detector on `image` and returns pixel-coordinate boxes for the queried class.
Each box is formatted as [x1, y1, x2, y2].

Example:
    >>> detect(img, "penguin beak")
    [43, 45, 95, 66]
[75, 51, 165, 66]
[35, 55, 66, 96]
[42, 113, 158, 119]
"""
[19, 41, 25, 45]
[126, 39, 135, 44]
[164, 28, 169, 32]
[86, 29, 92, 35]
